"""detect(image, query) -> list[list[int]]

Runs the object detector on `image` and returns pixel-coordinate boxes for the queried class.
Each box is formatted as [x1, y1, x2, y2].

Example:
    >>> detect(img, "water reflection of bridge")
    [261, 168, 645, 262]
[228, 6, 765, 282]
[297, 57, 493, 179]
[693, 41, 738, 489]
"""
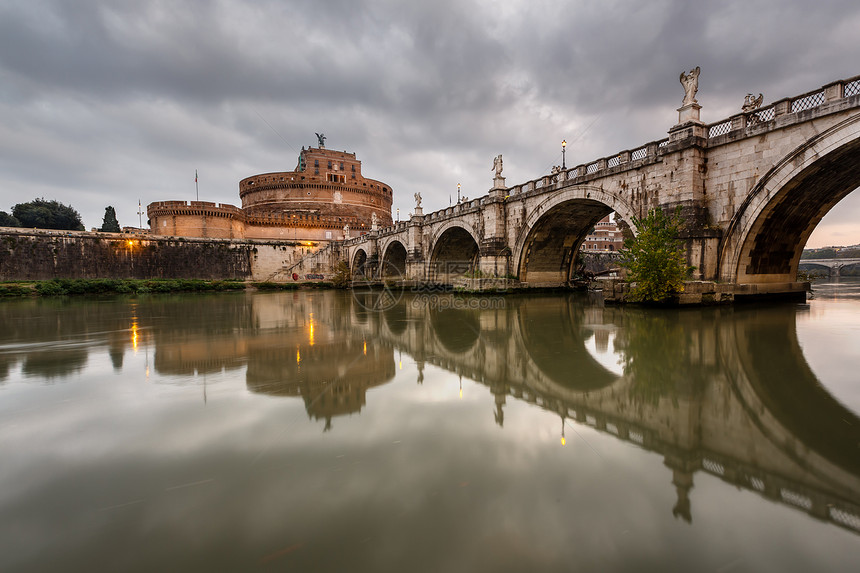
[349, 292, 860, 535]
[4, 292, 857, 535]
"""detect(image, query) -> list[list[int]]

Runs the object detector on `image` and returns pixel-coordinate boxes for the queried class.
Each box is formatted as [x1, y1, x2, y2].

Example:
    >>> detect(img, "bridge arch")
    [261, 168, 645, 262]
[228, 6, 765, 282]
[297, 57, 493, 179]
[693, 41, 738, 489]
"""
[513, 186, 638, 286]
[380, 239, 408, 279]
[351, 248, 369, 278]
[719, 114, 860, 284]
[428, 221, 480, 283]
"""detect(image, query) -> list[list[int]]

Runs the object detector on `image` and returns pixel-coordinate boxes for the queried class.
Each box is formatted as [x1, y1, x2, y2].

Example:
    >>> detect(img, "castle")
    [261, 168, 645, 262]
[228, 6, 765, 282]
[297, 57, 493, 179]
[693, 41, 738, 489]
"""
[147, 141, 393, 243]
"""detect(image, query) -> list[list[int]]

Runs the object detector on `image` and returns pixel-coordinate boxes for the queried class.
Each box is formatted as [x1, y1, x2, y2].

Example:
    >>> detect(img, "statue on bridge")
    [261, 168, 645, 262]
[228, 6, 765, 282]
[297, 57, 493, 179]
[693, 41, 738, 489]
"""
[315, 132, 326, 148]
[492, 154, 504, 177]
[742, 93, 764, 113]
[680, 67, 700, 105]
[413, 192, 422, 209]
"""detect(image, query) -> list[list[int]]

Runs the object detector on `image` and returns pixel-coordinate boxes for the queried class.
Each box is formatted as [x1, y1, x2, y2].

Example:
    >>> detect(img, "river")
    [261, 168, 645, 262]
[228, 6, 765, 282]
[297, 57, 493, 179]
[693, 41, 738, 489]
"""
[1, 280, 859, 572]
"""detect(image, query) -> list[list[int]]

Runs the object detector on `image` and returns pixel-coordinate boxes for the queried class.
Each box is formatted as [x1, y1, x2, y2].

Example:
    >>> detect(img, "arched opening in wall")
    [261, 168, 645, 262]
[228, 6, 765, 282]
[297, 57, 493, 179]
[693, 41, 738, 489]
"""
[381, 240, 407, 279]
[726, 134, 860, 284]
[429, 226, 479, 284]
[519, 199, 614, 286]
[352, 249, 369, 278]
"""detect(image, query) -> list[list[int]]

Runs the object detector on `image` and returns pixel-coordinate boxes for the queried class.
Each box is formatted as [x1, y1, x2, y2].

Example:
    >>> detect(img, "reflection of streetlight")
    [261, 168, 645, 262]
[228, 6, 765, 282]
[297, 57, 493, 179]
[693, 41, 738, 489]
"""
[562, 140, 567, 170]
[561, 417, 566, 446]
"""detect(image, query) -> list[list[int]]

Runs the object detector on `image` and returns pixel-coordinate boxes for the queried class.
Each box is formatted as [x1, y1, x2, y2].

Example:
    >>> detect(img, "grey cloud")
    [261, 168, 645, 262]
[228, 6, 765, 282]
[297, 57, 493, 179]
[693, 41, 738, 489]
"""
[0, 0, 858, 245]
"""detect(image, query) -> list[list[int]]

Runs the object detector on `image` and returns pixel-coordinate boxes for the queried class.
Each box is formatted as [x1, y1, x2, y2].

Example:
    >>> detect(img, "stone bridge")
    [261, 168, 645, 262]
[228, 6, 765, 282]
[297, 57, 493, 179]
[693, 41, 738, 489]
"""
[299, 74, 860, 297]
[798, 258, 860, 277]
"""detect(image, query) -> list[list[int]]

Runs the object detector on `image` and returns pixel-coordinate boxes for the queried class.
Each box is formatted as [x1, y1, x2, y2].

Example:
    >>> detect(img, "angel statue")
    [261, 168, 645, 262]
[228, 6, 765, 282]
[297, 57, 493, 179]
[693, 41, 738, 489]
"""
[492, 154, 504, 177]
[680, 67, 700, 105]
[315, 132, 326, 148]
[742, 93, 763, 113]
[413, 192, 422, 208]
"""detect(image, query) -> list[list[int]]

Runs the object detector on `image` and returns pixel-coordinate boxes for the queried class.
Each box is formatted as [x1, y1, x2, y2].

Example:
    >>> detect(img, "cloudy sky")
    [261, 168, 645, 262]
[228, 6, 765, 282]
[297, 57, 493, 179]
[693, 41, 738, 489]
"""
[0, 0, 858, 247]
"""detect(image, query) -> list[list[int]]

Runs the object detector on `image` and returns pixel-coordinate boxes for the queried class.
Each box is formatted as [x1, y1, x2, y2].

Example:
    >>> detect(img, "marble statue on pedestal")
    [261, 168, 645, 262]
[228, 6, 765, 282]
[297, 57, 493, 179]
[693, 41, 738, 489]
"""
[680, 67, 700, 105]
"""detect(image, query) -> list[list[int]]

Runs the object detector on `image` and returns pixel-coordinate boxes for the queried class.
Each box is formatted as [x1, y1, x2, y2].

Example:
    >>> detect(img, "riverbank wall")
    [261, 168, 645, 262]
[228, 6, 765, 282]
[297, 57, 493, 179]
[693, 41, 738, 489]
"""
[0, 228, 330, 282]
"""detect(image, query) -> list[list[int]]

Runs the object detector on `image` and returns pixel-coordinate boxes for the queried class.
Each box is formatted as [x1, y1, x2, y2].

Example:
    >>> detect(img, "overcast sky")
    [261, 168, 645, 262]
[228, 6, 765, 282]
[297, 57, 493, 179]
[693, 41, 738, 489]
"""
[0, 0, 858, 247]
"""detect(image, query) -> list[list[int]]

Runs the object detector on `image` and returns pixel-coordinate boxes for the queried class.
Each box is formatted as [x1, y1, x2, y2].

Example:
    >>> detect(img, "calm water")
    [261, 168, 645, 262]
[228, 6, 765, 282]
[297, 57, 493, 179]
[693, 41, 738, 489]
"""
[1, 281, 860, 572]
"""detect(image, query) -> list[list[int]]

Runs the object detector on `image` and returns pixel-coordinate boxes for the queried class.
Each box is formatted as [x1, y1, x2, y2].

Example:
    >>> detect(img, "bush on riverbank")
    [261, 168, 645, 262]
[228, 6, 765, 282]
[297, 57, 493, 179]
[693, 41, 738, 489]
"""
[0, 284, 31, 297]
[30, 278, 245, 296]
[250, 281, 301, 290]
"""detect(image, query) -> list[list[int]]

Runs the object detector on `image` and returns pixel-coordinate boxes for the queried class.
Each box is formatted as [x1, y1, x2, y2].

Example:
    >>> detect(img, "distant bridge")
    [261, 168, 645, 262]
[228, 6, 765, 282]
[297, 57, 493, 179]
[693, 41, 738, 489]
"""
[296, 74, 860, 299]
[798, 258, 860, 276]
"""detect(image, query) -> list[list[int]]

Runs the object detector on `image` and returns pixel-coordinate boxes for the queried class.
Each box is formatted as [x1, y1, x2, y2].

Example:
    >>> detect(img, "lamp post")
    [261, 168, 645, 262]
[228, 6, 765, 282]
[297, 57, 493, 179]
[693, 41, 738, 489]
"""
[457, 183, 461, 204]
[396, 208, 400, 222]
[562, 140, 567, 170]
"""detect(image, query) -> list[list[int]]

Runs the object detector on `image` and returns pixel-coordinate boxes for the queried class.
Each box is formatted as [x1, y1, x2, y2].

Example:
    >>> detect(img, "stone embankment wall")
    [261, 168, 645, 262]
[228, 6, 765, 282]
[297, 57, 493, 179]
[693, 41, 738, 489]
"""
[581, 252, 622, 276]
[0, 228, 321, 282]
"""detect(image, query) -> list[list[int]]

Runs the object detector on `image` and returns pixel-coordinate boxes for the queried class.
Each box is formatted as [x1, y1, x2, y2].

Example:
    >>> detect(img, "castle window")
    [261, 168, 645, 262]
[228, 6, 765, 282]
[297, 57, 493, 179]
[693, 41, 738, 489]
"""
[314, 159, 319, 167]
[314, 168, 319, 175]
[327, 161, 332, 169]
[340, 162, 344, 170]
[351, 165, 355, 172]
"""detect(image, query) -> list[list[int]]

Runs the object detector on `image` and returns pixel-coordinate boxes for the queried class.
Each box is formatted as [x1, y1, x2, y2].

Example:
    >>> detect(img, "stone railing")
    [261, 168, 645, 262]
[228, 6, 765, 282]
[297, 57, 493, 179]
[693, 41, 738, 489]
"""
[707, 74, 860, 138]
[505, 137, 669, 196]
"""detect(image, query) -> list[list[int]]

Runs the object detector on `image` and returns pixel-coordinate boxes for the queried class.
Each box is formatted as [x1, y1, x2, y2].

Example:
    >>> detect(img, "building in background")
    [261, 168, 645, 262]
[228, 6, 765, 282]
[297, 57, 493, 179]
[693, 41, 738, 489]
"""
[147, 143, 393, 243]
[581, 215, 624, 252]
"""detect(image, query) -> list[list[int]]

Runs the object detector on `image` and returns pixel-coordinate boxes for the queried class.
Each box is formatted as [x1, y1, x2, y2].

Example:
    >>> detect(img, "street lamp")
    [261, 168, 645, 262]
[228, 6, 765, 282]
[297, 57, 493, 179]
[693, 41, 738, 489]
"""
[396, 208, 400, 222]
[457, 183, 461, 204]
[562, 140, 567, 170]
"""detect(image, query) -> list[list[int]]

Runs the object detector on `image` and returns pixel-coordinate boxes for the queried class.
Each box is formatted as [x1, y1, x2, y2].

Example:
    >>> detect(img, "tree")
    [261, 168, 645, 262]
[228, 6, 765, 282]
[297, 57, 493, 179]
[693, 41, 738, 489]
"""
[0, 211, 19, 227]
[12, 198, 85, 231]
[619, 207, 693, 303]
[100, 206, 121, 232]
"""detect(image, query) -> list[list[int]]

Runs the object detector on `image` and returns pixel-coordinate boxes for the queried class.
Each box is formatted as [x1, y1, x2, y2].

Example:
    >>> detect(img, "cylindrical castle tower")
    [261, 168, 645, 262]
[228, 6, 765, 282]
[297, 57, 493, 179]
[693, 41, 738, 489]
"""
[239, 146, 393, 240]
[147, 143, 394, 242]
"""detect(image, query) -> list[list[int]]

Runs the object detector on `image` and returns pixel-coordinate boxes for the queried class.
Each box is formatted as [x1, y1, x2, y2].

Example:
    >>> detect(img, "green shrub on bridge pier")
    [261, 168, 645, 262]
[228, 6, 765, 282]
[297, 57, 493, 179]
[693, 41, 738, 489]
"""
[620, 207, 694, 303]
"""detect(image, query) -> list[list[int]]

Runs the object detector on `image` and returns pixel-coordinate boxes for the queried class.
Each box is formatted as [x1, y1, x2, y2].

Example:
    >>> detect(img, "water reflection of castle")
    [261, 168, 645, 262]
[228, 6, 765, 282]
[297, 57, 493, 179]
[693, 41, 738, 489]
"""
[147, 293, 395, 430]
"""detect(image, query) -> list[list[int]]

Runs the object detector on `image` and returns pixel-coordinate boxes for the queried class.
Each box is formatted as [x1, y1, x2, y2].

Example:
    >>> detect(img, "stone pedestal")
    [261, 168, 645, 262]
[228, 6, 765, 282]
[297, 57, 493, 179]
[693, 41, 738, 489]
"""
[412, 207, 423, 217]
[488, 187, 506, 200]
[492, 175, 506, 190]
[677, 102, 702, 125]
